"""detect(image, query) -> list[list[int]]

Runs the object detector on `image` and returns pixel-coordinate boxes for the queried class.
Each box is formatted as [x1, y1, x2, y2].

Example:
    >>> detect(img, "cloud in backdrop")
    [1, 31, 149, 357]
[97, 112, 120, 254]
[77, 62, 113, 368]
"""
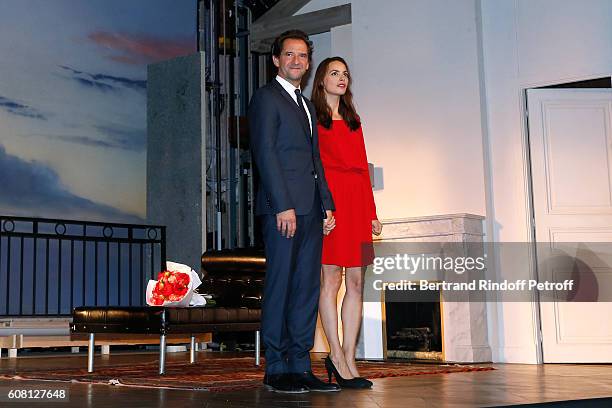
[88, 31, 194, 65]
[0, 0, 196, 222]
[59, 65, 147, 92]
[0, 95, 47, 120]
[0, 144, 142, 222]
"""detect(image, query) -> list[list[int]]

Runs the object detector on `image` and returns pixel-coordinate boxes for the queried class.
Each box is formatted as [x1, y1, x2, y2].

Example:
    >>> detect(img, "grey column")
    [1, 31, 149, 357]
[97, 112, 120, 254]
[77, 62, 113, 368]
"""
[147, 52, 207, 271]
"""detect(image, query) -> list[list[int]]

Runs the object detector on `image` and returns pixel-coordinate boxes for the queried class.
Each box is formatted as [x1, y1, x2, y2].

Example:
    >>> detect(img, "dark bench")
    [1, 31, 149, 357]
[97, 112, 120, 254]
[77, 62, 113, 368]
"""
[70, 248, 266, 375]
[71, 306, 261, 374]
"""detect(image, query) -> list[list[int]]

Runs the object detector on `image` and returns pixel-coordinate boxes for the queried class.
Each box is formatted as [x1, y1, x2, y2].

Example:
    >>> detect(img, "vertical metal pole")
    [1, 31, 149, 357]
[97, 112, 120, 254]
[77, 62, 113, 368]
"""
[225, 0, 238, 249]
[247, 9, 255, 247]
[105, 241, 109, 306]
[233, 0, 240, 249]
[219, 0, 228, 248]
[190, 336, 196, 364]
[128, 227, 134, 306]
[160, 226, 166, 272]
[82, 240, 86, 307]
[139, 244, 144, 305]
[94, 241, 98, 306]
[45, 238, 49, 313]
[203, 0, 215, 252]
[70, 240, 74, 311]
[159, 334, 167, 375]
[117, 242, 121, 305]
[58, 238, 63, 313]
[236, 5, 249, 248]
[211, 0, 223, 251]
[6, 234, 11, 314]
[19, 236, 24, 315]
[0, 221, 3, 315]
[33, 222, 38, 313]
[255, 330, 260, 366]
[150, 243, 155, 281]
[216, 212, 222, 249]
[87, 333, 95, 373]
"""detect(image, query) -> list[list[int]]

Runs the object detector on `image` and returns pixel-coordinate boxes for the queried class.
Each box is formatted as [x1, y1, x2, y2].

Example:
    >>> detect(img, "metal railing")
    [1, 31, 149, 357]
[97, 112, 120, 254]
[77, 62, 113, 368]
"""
[0, 216, 166, 317]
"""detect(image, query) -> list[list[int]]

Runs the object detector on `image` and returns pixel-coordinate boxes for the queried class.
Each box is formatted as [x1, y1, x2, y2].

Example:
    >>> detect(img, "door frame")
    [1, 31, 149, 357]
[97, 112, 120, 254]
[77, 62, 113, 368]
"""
[520, 73, 612, 364]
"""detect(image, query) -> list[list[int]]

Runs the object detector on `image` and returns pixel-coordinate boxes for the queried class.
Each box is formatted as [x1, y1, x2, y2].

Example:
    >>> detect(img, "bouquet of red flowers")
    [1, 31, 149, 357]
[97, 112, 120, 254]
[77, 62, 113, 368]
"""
[146, 262, 206, 307]
[149, 270, 190, 305]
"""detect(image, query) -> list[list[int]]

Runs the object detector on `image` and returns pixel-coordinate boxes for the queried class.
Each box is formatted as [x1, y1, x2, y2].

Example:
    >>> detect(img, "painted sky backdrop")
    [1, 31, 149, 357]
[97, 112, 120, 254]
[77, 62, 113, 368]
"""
[0, 0, 196, 222]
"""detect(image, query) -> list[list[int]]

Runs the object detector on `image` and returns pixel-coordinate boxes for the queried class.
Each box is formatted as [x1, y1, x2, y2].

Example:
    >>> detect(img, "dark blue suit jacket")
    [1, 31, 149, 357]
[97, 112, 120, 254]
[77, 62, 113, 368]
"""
[248, 79, 335, 216]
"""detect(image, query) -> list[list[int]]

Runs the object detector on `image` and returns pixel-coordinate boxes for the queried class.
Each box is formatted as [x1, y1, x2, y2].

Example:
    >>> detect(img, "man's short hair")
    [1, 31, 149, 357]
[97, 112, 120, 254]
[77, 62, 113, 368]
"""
[271, 29, 313, 60]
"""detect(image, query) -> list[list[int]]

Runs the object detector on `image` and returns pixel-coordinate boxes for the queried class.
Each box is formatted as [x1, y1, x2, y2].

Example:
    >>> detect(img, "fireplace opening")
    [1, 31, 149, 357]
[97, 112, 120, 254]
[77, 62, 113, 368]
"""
[384, 287, 442, 359]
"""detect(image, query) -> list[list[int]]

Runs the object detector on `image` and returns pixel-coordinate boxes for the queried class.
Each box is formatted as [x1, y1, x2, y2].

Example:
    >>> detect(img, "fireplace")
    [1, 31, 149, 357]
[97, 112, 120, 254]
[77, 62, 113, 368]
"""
[356, 214, 492, 363]
[384, 287, 443, 360]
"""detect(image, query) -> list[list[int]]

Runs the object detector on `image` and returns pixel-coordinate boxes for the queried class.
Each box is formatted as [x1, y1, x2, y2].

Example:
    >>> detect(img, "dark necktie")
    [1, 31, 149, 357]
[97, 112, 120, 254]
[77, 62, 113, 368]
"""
[294, 89, 311, 135]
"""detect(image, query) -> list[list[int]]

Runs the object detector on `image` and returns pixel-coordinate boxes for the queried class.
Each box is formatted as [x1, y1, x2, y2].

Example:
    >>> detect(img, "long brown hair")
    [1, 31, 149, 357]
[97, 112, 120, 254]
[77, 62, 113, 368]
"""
[311, 57, 361, 131]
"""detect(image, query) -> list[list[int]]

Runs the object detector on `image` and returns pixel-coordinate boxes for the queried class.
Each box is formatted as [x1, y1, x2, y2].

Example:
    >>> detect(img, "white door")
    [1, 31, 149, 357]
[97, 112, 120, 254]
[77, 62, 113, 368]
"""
[527, 88, 612, 362]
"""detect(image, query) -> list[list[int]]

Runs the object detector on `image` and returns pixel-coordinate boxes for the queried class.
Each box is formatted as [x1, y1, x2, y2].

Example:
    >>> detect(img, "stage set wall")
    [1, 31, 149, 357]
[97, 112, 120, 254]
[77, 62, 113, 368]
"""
[298, 0, 612, 363]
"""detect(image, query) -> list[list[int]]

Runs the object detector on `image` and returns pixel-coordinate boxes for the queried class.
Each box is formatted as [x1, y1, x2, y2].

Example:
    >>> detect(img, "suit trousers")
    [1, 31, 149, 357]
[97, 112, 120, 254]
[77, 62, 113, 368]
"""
[260, 191, 323, 375]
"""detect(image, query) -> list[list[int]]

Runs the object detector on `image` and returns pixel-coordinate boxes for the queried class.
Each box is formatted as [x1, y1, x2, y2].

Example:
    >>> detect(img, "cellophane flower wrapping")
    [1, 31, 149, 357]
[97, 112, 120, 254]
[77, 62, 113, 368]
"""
[146, 261, 206, 307]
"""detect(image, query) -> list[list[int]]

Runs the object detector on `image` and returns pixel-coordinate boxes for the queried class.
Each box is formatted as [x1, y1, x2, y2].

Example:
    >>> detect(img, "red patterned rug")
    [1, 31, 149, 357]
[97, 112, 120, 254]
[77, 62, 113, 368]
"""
[3, 357, 495, 392]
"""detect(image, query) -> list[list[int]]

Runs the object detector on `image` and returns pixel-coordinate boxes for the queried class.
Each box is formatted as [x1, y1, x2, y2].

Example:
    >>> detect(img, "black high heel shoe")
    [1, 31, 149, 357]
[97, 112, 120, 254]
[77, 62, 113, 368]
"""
[354, 376, 373, 388]
[324, 356, 372, 389]
[344, 362, 373, 388]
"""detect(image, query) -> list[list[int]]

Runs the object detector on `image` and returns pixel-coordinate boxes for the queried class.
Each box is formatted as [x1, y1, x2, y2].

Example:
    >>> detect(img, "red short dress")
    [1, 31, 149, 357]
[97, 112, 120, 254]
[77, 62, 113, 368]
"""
[318, 119, 378, 267]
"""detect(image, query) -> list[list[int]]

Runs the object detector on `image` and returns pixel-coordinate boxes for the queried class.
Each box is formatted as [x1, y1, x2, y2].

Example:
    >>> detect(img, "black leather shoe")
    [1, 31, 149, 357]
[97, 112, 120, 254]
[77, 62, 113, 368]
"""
[293, 371, 341, 392]
[263, 373, 309, 394]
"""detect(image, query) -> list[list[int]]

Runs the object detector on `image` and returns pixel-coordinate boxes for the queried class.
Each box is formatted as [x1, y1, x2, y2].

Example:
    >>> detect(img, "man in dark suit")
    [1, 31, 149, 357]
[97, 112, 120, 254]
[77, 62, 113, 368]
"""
[248, 30, 338, 393]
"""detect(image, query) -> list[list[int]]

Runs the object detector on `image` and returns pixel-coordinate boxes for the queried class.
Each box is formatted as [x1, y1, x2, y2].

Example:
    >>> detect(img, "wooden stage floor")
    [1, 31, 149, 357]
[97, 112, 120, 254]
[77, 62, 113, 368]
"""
[1, 351, 611, 407]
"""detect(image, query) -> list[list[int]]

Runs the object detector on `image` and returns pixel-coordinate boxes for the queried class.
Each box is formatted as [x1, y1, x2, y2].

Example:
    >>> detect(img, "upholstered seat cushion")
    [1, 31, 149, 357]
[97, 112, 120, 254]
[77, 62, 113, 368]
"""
[199, 248, 266, 308]
[201, 248, 265, 275]
[71, 306, 261, 335]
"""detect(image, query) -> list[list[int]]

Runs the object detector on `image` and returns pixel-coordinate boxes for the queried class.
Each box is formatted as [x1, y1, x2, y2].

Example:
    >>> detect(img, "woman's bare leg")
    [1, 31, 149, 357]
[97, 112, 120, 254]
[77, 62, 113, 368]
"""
[342, 266, 365, 377]
[320, 264, 354, 379]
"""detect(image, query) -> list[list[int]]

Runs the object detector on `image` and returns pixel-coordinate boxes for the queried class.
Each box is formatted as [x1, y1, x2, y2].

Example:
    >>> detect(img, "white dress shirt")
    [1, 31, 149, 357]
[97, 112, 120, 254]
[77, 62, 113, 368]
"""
[275, 75, 313, 135]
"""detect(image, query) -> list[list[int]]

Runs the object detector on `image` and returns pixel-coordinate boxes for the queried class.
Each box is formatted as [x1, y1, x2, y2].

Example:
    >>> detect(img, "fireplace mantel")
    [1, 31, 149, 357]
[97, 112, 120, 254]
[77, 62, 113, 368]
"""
[357, 213, 492, 363]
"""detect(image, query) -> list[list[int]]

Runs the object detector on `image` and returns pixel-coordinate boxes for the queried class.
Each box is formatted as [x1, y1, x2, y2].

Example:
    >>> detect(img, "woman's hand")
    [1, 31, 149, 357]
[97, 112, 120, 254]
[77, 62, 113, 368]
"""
[323, 210, 336, 235]
[372, 219, 383, 236]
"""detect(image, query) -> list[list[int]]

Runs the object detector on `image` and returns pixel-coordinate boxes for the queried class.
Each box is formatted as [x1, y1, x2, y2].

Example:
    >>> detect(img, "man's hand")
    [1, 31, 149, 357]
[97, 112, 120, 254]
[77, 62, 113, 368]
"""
[276, 209, 297, 238]
[323, 210, 335, 235]
[372, 219, 383, 236]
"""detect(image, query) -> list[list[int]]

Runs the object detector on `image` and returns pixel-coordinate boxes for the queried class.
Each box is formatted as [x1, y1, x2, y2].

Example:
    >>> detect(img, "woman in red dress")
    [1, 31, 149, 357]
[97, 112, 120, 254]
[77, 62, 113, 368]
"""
[311, 57, 382, 388]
